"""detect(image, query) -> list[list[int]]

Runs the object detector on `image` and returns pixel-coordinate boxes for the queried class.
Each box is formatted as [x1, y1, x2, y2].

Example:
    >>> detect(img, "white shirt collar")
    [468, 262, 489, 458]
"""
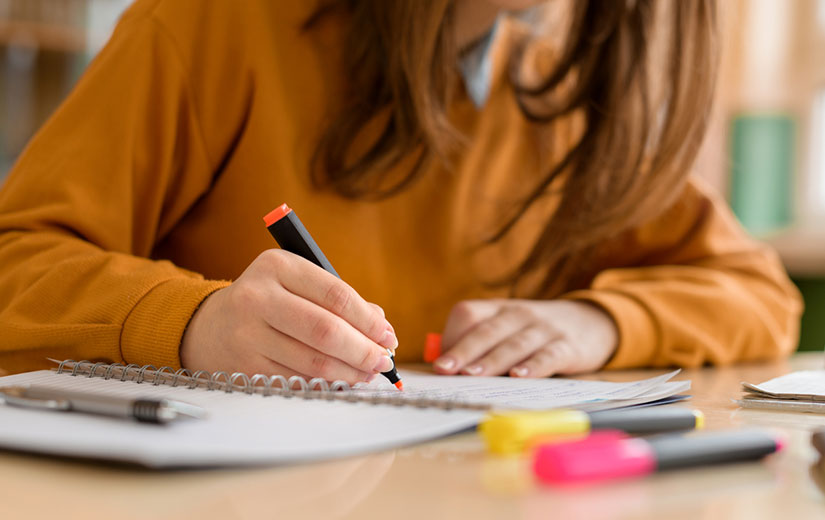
[458, 6, 545, 109]
[458, 17, 502, 109]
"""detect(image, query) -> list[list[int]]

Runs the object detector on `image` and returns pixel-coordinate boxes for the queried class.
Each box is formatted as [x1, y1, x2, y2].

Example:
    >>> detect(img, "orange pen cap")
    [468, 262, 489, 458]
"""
[424, 333, 442, 363]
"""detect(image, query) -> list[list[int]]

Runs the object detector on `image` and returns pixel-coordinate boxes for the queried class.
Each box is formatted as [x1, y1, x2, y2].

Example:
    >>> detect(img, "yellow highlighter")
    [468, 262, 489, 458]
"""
[480, 407, 705, 455]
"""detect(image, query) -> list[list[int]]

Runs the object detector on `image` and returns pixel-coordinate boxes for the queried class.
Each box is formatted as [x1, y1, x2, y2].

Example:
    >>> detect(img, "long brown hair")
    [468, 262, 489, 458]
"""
[307, 0, 718, 296]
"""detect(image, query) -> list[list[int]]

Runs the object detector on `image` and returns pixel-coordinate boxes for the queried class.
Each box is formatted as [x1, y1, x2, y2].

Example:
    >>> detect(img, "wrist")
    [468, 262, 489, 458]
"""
[180, 286, 226, 370]
[567, 300, 618, 347]
[543, 299, 619, 370]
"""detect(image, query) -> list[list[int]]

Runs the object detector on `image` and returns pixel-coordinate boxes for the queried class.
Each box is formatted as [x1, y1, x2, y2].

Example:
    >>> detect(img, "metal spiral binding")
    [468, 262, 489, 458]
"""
[53, 359, 490, 411]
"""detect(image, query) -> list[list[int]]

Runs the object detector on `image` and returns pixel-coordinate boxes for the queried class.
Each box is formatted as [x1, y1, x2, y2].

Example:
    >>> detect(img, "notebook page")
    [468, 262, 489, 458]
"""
[0, 370, 482, 467]
[357, 370, 684, 410]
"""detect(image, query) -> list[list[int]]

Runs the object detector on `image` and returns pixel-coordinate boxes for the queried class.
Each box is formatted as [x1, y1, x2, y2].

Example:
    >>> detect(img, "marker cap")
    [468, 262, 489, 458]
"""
[424, 333, 442, 363]
[533, 431, 655, 484]
[263, 203, 292, 227]
[480, 409, 590, 455]
[693, 410, 705, 430]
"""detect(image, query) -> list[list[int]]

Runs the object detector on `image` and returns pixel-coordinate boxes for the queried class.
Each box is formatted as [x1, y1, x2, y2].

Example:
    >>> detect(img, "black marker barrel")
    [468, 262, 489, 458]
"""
[264, 204, 339, 277]
[588, 407, 703, 434]
[650, 429, 782, 471]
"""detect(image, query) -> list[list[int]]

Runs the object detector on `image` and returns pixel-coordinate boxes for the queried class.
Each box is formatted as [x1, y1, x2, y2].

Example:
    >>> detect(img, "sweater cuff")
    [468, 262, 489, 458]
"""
[121, 277, 230, 368]
[560, 289, 660, 370]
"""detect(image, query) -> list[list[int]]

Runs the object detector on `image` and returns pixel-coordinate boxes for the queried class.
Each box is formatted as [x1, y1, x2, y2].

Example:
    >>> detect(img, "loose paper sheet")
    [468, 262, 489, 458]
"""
[359, 370, 688, 411]
[742, 370, 825, 401]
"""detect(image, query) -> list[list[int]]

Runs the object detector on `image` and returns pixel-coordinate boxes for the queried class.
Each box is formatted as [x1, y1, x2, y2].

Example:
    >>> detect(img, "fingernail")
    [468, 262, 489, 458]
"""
[511, 367, 529, 377]
[462, 364, 483, 376]
[434, 357, 456, 371]
[374, 354, 394, 373]
[379, 326, 399, 349]
[365, 373, 378, 383]
[385, 320, 395, 334]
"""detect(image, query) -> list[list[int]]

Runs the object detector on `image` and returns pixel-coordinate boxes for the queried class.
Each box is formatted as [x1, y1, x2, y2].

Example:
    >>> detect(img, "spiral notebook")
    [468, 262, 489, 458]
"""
[0, 360, 689, 467]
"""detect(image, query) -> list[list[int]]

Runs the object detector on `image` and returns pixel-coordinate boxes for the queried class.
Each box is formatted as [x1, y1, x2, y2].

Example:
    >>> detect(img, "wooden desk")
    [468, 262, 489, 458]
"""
[2, 355, 825, 520]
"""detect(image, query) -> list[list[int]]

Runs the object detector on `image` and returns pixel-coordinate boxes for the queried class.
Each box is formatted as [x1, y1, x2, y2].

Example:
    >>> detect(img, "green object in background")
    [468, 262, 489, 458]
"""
[793, 277, 825, 352]
[730, 114, 794, 235]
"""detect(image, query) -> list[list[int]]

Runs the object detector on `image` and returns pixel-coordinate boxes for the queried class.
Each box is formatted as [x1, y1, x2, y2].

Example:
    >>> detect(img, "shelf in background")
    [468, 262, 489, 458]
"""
[761, 224, 825, 351]
[0, 20, 86, 53]
[764, 225, 825, 277]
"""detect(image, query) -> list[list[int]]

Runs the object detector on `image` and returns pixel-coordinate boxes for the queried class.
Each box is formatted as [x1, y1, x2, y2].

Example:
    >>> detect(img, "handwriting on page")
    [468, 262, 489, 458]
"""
[358, 370, 685, 410]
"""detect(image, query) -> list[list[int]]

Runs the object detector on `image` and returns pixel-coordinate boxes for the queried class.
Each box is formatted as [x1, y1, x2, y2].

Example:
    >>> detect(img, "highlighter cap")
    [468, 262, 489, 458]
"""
[533, 431, 655, 484]
[480, 410, 590, 455]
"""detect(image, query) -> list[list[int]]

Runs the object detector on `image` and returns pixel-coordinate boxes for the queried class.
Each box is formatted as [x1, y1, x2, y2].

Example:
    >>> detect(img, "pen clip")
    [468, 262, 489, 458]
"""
[161, 399, 208, 421]
[0, 386, 71, 412]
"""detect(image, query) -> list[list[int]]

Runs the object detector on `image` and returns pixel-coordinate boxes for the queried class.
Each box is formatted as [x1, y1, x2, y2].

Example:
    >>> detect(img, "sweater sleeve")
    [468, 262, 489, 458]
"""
[0, 8, 235, 373]
[562, 177, 803, 369]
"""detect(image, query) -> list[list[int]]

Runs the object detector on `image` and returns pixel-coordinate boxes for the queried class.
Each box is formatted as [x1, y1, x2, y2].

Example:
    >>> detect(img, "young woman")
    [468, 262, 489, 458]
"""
[0, 0, 801, 383]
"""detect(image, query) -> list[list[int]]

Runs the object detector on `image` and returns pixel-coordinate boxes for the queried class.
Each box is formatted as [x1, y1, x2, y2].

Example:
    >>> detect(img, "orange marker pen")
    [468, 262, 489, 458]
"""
[264, 203, 403, 390]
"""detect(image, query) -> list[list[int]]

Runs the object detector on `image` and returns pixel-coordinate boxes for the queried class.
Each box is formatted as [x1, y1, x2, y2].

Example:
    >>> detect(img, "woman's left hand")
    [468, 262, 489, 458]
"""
[433, 299, 618, 378]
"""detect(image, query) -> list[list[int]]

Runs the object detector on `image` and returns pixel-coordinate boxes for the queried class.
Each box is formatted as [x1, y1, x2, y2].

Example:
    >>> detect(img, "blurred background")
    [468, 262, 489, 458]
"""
[0, 0, 823, 351]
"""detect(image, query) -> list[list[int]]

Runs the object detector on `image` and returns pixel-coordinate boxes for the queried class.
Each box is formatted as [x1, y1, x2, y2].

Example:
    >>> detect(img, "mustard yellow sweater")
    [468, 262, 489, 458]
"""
[0, 0, 802, 374]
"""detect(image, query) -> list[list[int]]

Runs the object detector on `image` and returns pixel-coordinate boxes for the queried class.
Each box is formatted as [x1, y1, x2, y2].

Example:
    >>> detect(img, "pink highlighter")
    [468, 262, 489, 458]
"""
[533, 429, 784, 484]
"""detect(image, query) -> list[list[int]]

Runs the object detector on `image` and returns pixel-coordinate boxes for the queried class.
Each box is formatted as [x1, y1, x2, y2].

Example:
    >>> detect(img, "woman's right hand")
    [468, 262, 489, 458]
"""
[180, 249, 398, 385]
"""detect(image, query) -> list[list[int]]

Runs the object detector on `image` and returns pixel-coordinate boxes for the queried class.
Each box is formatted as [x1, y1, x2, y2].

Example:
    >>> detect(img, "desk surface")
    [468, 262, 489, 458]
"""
[3, 355, 825, 520]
